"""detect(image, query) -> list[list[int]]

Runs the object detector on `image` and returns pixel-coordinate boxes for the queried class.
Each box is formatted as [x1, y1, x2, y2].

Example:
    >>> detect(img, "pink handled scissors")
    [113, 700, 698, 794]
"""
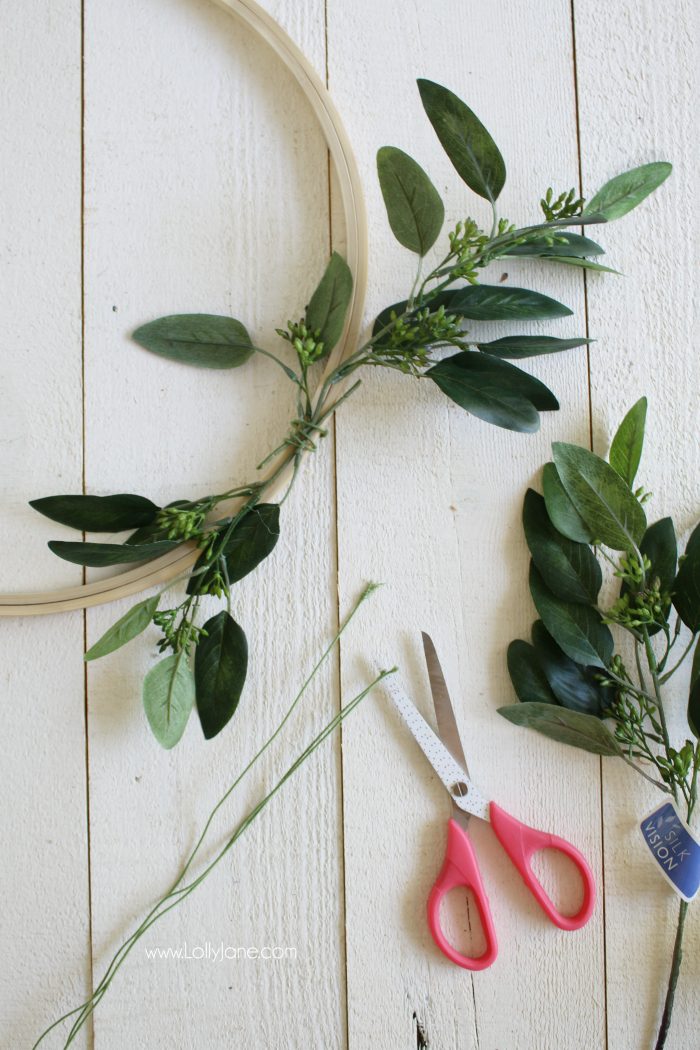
[385, 633, 596, 970]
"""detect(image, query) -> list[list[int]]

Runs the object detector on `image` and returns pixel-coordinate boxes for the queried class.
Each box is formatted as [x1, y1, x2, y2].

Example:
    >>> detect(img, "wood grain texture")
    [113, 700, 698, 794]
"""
[574, 1, 699, 1046]
[81, 0, 345, 1046]
[0, 2, 91, 1046]
[330, 3, 606, 1047]
[2, 0, 697, 1046]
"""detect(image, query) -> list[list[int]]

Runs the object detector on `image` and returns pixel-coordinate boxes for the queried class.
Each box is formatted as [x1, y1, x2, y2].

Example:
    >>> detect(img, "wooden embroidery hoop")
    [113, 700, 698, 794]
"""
[0, 0, 368, 618]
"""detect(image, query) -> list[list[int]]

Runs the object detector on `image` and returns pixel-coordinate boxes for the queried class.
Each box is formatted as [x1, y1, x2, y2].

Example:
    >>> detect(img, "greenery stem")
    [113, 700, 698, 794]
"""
[654, 766, 698, 1050]
[641, 627, 677, 799]
[655, 900, 689, 1050]
[33, 587, 390, 1048]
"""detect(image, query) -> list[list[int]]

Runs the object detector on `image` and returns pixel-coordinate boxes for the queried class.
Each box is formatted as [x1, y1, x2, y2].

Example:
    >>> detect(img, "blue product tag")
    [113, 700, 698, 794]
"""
[639, 801, 700, 902]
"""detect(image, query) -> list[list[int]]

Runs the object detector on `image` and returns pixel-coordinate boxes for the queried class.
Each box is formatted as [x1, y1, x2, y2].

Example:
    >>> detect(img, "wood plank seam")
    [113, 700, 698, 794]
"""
[569, 1, 611, 1048]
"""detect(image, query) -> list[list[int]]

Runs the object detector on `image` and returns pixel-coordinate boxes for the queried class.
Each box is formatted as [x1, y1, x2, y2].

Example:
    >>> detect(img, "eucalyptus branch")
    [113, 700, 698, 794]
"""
[501, 396, 699, 1050]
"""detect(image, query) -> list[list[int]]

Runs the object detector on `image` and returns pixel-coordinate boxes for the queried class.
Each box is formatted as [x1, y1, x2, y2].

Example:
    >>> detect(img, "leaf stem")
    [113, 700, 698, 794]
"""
[654, 752, 699, 1050]
[641, 626, 677, 802]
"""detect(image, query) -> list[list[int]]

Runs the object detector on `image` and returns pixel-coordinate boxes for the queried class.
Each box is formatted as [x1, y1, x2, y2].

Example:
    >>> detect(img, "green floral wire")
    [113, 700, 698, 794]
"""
[33, 584, 394, 1048]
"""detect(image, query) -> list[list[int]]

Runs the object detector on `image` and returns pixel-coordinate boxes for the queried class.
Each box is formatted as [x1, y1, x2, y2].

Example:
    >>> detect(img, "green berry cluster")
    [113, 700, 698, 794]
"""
[657, 742, 696, 784]
[156, 505, 206, 541]
[153, 606, 208, 655]
[372, 304, 461, 374]
[277, 319, 325, 366]
[539, 186, 584, 221]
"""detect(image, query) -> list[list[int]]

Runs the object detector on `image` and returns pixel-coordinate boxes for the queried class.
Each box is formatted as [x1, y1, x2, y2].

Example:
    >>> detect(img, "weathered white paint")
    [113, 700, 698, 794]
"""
[1, 0, 697, 1047]
[0, 2, 91, 1047]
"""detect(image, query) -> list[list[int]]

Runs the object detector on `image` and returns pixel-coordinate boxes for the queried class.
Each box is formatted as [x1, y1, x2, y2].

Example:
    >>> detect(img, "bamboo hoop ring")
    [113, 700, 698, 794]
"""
[0, 0, 368, 618]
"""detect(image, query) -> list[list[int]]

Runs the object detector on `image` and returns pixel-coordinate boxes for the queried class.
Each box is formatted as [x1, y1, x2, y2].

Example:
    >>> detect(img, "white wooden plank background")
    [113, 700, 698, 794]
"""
[1, 1, 697, 1047]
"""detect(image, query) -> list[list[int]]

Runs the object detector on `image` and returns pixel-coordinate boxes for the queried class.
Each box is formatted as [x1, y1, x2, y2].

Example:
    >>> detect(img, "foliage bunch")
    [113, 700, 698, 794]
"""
[29, 80, 669, 748]
[499, 399, 699, 1049]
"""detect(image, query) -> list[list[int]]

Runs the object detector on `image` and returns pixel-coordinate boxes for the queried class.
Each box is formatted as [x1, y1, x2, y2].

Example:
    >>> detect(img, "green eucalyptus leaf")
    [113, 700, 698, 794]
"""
[417, 79, 505, 203]
[689, 640, 700, 738]
[673, 523, 700, 633]
[447, 284, 572, 321]
[544, 257, 621, 274]
[84, 595, 160, 662]
[48, 539, 179, 567]
[195, 611, 248, 739]
[305, 252, 353, 356]
[523, 489, 601, 604]
[529, 562, 613, 669]
[376, 146, 444, 256]
[498, 702, 620, 756]
[505, 232, 604, 258]
[552, 441, 646, 551]
[133, 314, 254, 369]
[188, 504, 280, 596]
[30, 493, 159, 532]
[427, 352, 555, 432]
[532, 620, 609, 714]
[542, 462, 594, 543]
[609, 397, 647, 486]
[143, 653, 195, 749]
[507, 639, 557, 704]
[478, 336, 592, 360]
[584, 162, 672, 221]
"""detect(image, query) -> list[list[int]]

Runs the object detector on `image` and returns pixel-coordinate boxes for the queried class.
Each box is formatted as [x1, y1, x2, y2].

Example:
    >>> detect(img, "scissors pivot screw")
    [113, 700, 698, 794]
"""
[451, 781, 469, 798]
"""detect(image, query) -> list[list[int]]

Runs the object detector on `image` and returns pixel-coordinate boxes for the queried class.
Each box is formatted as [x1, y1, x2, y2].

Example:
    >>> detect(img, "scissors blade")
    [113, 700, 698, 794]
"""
[382, 669, 490, 822]
[421, 632, 469, 775]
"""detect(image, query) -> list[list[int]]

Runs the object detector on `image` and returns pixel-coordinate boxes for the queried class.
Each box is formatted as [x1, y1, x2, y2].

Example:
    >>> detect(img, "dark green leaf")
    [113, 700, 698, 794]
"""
[507, 639, 557, 704]
[498, 702, 620, 756]
[542, 462, 594, 543]
[376, 146, 444, 256]
[427, 352, 556, 432]
[133, 314, 254, 369]
[584, 162, 672, 221]
[188, 504, 280, 595]
[505, 232, 604, 258]
[30, 493, 159, 532]
[195, 611, 248, 739]
[532, 620, 609, 714]
[673, 523, 700, 633]
[638, 518, 678, 594]
[48, 539, 179, 567]
[143, 653, 195, 749]
[478, 335, 592, 360]
[523, 489, 601, 604]
[609, 397, 647, 486]
[84, 595, 160, 662]
[305, 252, 353, 356]
[689, 640, 700, 738]
[417, 79, 505, 203]
[552, 442, 646, 551]
[447, 284, 572, 321]
[529, 562, 613, 668]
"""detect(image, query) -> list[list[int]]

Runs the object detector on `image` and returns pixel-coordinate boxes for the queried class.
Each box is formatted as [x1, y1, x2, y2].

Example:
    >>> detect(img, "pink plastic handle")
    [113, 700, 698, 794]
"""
[489, 802, 595, 931]
[427, 818, 498, 970]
